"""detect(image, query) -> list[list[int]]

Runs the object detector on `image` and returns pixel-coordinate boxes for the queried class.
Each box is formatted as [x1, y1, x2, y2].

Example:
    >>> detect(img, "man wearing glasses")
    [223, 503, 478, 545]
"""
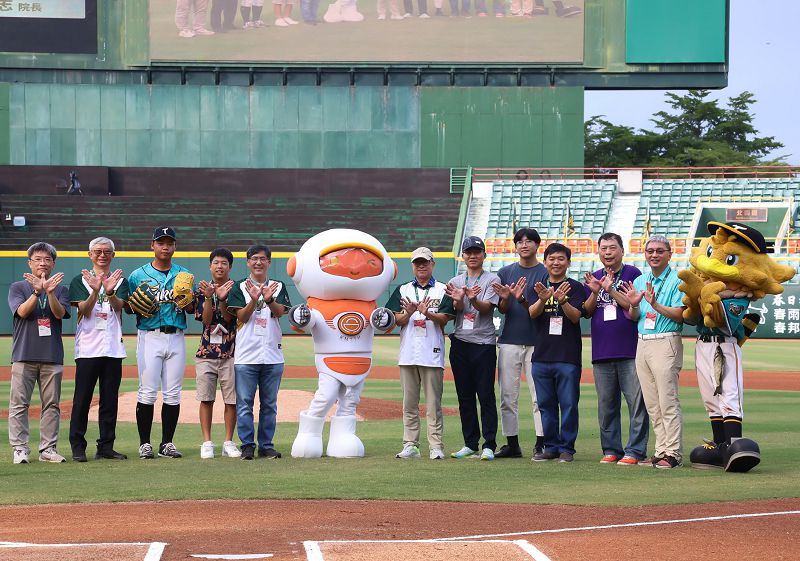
[226, 245, 291, 460]
[8, 242, 71, 464]
[621, 235, 686, 470]
[68, 237, 130, 462]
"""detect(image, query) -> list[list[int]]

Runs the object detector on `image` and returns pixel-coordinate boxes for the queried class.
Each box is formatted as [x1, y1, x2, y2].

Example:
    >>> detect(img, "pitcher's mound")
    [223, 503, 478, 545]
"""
[92, 390, 412, 424]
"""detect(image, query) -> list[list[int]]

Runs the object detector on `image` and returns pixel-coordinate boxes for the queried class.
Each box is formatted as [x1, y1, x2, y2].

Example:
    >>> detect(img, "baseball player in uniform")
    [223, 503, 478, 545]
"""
[68, 237, 130, 462]
[127, 227, 195, 460]
[385, 247, 455, 460]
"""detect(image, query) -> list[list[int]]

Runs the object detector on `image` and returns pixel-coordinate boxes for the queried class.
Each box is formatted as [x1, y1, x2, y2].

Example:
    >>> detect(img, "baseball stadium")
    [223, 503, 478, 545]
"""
[1, 1, 800, 560]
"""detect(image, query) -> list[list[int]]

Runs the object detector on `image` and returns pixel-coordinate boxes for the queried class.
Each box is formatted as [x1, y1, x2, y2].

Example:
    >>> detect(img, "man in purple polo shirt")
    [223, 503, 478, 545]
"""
[584, 233, 649, 466]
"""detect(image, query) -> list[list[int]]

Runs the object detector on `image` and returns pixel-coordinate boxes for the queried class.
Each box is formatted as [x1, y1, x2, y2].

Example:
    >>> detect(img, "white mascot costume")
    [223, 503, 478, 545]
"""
[323, 0, 363, 22]
[288, 229, 396, 458]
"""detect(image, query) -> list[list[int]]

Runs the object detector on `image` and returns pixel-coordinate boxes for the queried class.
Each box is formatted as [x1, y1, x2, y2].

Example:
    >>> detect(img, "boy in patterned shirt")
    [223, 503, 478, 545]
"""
[195, 248, 240, 459]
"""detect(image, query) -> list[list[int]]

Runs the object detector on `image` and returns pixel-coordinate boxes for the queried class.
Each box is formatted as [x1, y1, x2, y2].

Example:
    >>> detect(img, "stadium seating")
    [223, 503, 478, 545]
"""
[0, 194, 460, 252]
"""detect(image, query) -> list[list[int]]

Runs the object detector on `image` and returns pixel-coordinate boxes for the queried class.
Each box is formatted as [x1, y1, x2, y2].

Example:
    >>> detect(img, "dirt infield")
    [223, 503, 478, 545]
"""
[1, 498, 799, 561]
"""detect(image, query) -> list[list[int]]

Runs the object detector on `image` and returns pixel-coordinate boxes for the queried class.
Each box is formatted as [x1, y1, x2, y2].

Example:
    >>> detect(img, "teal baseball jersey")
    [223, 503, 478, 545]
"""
[695, 296, 750, 340]
[127, 262, 195, 330]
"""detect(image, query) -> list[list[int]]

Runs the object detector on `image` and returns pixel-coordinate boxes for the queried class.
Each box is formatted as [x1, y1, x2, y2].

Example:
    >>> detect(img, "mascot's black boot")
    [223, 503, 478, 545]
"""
[724, 437, 761, 473]
[690, 439, 725, 470]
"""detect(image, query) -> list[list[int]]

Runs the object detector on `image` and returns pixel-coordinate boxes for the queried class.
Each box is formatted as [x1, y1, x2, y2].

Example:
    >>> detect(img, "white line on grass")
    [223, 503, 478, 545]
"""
[434, 510, 800, 541]
[513, 539, 553, 561]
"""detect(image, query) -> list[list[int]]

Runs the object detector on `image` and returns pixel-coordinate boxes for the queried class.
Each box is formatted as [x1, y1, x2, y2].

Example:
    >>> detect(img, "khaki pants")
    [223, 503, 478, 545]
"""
[176, 0, 210, 31]
[9, 361, 63, 453]
[635, 336, 683, 461]
[497, 343, 542, 437]
[377, 0, 402, 17]
[509, 0, 532, 15]
[400, 365, 444, 450]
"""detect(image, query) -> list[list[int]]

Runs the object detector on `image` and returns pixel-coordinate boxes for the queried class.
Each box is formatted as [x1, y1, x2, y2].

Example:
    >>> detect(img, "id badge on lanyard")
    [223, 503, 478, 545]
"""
[38, 318, 52, 337]
[644, 311, 657, 330]
[603, 302, 617, 322]
[413, 319, 427, 337]
[95, 301, 109, 331]
[254, 312, 268, 336]
[210, 323, 228, 344]
[463, 312, 477, 331]
[549, 316, 563, 335]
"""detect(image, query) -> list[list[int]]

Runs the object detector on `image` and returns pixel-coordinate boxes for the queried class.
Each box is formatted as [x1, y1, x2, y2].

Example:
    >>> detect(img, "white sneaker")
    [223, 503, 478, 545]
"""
[178, 28, 195, 38]
[429, 448, 445, 460]
[200, 441, 215, 459]
[451, 446, 478, 459]
[284, 16, 299, 24]
[390, 14, 404, 19]
[395, 444, 421, 459]
[275, 18, 289, 26]
[13, 447, 30, 464]
[419, 12, 430, 17]
[193, 27, 215, 35]
[377, 14, 386, 19]
[254, 19, 266, 27]
[403, 12, 412, 17]
[480, 448, 495, 461]
[139, 443, 155, 459]
[222, 440, 242, 458]
[243, 21, 255, 28]
[39, 447, 66, 463]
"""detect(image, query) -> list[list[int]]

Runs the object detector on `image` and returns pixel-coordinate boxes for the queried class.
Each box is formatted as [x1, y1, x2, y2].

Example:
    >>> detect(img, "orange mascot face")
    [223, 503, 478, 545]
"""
[319, 248, 384, 280]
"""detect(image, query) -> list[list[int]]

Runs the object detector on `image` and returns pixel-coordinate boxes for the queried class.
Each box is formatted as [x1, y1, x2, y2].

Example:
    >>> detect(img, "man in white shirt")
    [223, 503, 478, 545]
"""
[385, 247, 455, 460]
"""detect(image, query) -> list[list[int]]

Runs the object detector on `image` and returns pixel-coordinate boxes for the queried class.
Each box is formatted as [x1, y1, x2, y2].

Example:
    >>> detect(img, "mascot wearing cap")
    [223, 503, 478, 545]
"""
[678, 222, 796, 472]
[287, 229, 396, 458]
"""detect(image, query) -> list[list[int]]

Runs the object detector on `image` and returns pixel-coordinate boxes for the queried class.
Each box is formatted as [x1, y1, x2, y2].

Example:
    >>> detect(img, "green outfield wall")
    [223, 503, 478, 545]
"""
[4, 83, 583, 169]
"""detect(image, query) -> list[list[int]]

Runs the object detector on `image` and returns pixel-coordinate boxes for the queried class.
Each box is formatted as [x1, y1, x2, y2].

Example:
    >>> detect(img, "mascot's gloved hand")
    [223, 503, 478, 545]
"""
[370, 307, 396, 331]
[172, 272, 195, 310]
[289, 304, 312, 328]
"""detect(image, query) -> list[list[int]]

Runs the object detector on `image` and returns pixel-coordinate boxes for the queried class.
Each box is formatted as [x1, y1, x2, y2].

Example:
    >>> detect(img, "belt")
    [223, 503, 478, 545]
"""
[145, 326, 180, 334]
[698, 334, 734, 343]
[638, 332, 681, 340]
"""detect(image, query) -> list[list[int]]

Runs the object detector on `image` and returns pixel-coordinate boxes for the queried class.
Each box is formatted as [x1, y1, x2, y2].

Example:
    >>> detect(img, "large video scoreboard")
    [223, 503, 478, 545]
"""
[0, 0, 728, 87]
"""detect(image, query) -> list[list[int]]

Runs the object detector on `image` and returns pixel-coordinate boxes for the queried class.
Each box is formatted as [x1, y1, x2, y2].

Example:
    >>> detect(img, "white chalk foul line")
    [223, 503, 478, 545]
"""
[434, 509, 800, 541]
[514, 539, 553, 561]
[144, 542, 168, 561]
[0, 541, 158, 548]
[190, 555, 273, 559]
[304, 541, 324, 561]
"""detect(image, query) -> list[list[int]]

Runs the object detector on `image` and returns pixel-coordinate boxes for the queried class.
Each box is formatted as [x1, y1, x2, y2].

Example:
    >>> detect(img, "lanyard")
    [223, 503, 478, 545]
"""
[545, 278, 565, 317]
[37, 292, 48, 318]
[650, 268, 671, 304]
[413, 286, 430, 302]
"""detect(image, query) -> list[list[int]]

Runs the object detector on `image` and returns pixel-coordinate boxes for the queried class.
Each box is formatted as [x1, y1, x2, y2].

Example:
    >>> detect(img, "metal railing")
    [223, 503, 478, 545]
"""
[467, 166, 800, 183]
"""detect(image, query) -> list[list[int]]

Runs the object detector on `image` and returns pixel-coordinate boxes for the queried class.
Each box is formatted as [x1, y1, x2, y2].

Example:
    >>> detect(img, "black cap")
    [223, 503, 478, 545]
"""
[153, 226, 177, 241]
[707, 221, 767, 254]
[461, 236, 486, 252]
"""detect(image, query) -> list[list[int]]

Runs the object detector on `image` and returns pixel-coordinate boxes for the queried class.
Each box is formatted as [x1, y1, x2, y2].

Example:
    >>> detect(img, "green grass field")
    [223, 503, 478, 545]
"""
[1, 336, 798, 507]
[149, 0, 585, 63]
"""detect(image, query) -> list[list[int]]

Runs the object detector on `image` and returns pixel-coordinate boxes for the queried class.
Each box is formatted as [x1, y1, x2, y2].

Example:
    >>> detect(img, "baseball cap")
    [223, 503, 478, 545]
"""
[152, 226, 177, 241]
[707, 221, 768, 254]
[410, 247, 434, 262]
[461, 236, 486, 252]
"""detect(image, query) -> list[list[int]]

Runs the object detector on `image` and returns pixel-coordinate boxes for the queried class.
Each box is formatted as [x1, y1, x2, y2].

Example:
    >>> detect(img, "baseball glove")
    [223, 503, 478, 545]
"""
[172, 272, 195, 310]
[128, 282, 159, 318]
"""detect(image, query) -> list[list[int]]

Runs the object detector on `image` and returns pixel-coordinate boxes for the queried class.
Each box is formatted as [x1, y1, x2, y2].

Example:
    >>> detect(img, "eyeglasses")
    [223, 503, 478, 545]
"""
[91, 250, 113, 256]
[29, 257, 53, 264]
[645, 249, 670, 255]
[248, 256, 269, 262]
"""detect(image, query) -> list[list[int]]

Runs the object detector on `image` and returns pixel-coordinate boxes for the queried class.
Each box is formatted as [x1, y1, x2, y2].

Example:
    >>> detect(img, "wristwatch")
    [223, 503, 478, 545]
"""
[265, 296, 275, 304]
[106, 289, 116, 297]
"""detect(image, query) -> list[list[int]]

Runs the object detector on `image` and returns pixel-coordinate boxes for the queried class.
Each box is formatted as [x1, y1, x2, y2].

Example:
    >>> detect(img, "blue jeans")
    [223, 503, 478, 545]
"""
[532, 361, 580, 455]
[594, 359, 649, 459]
[300, 0, 320, 22]
[235, 363, 284, 450]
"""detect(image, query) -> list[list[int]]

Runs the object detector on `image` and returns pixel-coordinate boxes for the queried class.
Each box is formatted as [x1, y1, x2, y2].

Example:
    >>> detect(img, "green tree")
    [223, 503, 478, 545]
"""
[584, 90, 786, 168]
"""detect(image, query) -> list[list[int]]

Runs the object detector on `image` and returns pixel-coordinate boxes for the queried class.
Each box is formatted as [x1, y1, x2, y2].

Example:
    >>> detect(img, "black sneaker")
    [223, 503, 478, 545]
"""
[95, 449, 128, 460]
[158, 442, 183, 458]
[495, 444, 523, 458]
[241, 444, 255, 460]
[533, 450, 559, 462]
[557, 5, 582, 17]
[259, 448, 282, 459]
[72, 449, 88, 463]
